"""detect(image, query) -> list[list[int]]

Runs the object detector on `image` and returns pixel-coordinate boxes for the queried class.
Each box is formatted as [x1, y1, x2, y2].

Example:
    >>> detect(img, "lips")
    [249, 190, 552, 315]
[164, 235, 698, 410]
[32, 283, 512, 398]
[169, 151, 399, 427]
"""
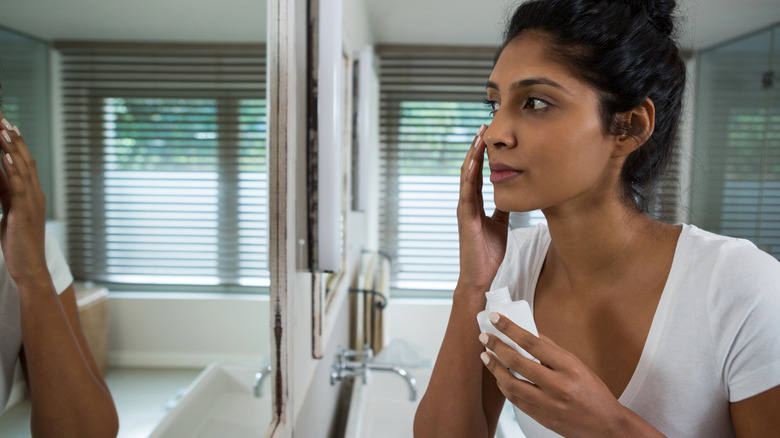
[489, 163, 523, 184]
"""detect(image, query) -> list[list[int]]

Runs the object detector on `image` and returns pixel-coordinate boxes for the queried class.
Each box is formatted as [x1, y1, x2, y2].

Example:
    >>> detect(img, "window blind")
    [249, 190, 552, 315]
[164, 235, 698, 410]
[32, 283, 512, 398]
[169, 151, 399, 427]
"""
[378, 46, 684, 292]
[691, 27, 780, 258]
[58, 43, 268, 290]
[378, 47, 500, 292]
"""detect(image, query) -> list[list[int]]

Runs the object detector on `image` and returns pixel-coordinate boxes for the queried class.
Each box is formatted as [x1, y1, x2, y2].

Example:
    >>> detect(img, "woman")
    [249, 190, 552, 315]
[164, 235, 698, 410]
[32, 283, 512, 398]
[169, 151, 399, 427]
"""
[414, 0, 780, 436]
[0, 103, 119, 436]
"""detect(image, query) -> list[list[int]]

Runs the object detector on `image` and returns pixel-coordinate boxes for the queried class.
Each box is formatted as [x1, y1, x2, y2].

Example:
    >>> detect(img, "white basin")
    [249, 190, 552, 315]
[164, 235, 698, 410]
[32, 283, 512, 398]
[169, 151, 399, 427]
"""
[343, 366, 524, 438]
[344, 366, 430, 438]
[150, 363, 273, 438]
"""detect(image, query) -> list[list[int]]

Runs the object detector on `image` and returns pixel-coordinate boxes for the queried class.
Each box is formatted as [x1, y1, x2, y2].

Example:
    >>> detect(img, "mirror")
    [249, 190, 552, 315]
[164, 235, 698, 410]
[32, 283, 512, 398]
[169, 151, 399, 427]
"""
[306, 0, 352, 357]
[0, 1, 274, 437]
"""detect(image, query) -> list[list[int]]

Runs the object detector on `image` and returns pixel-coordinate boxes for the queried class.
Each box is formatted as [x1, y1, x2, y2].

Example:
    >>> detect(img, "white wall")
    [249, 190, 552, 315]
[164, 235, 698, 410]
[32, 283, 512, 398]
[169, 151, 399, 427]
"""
[107, 293, 269, 368]
[386, 298, 451, 364]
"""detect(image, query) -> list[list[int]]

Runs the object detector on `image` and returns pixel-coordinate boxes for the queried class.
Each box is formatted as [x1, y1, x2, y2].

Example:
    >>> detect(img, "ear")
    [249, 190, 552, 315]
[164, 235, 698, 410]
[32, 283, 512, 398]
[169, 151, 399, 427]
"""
[612, 98, 655, 158]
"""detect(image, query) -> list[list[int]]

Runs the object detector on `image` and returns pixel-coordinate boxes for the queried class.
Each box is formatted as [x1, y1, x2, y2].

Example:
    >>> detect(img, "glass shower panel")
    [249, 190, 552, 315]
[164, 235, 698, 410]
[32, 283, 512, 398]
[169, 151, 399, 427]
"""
[764, 26, 780, 256]
[0, 27, 52, 217]
[691, 27, 777, 256]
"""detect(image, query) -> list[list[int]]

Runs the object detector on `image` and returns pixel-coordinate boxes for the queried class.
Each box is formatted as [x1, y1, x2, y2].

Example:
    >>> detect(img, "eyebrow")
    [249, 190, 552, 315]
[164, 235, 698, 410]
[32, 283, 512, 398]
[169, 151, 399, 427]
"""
[485, 77, 572, 95]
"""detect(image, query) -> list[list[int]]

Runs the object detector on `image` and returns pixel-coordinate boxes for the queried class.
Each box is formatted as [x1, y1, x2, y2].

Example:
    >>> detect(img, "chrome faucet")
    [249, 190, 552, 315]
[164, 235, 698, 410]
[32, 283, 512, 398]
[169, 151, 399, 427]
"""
[329, 345, 418, 401]
[365, 362, 417, 401]
[253, 364, 272, 398]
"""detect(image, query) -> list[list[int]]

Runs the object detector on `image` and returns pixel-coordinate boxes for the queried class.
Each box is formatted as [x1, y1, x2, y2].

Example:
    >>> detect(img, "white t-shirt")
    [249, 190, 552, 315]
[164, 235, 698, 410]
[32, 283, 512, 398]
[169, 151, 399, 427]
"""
[490, 224, 780, 438]
[0, 231, 74, 412]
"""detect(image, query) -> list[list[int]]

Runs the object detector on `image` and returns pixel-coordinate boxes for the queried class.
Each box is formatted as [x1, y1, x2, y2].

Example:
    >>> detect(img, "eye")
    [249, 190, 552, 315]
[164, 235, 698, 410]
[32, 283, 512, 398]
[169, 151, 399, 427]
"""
[483, 98, 500, 117]
[524, 97, 550, 111]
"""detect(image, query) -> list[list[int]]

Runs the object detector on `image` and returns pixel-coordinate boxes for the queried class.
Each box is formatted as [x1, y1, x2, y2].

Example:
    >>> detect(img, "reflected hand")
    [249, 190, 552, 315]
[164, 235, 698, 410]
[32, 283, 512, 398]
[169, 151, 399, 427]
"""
[0, 119, 48, 283]
[456, 125, 510, 292]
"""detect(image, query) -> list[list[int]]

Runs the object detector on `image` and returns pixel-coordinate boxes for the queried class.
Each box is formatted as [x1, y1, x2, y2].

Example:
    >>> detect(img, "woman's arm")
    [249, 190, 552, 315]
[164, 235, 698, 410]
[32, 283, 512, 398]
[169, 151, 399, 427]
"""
[0, 119, 119, 438]
[730, 386, 780, 436]
[21, 283, 112, 395]
[18, 282, 119, 438]
[414, 283, 507, 438]
[414, 125, 510, 438]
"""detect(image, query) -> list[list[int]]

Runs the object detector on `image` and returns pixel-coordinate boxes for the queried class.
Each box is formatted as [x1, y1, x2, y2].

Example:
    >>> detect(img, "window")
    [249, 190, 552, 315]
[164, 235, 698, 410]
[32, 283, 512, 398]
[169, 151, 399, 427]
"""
[691, 26, 780, 259]
[378, 47, 543, 293]
[58, 43, 268, 291]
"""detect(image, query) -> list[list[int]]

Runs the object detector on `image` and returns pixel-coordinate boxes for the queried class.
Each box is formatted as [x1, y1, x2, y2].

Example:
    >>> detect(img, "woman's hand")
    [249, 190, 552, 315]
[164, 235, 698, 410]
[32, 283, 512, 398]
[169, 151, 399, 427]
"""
[479, 312, 664, 438]
[457, 125, 510, 292]
[0, 119, 48, 284]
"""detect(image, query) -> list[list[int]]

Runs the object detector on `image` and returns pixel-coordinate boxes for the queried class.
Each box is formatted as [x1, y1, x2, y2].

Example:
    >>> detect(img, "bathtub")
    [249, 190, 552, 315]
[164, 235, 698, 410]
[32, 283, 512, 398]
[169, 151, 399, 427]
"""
[343, 366, 525, 438]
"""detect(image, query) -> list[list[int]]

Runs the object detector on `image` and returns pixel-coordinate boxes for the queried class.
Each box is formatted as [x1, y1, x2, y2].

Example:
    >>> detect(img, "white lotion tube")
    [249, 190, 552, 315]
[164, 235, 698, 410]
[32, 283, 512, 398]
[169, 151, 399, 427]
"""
[476, 286, 539, 381]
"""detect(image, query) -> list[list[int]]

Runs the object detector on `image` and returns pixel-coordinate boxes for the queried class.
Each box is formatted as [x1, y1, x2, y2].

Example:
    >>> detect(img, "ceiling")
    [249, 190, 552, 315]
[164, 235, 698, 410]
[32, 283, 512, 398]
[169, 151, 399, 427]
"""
[363, 0, 780, 50]
[0, 0, 268, 43]
[0, 0, 778, 50]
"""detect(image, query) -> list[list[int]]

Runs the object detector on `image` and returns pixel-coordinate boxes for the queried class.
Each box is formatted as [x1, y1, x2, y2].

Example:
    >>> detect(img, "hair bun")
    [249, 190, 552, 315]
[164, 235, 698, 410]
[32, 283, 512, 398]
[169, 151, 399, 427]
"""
[621, 0, 677, 37]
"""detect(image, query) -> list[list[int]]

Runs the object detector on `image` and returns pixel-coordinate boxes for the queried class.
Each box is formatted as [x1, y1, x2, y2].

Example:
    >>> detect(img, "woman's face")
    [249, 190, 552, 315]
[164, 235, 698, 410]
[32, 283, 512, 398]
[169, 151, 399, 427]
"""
[484, 33, 623, 215]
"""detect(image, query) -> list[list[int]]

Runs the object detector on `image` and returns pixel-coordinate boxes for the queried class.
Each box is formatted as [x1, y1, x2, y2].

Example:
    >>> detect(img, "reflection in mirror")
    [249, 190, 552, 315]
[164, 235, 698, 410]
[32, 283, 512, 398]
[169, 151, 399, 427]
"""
[0, 1, 273, 437]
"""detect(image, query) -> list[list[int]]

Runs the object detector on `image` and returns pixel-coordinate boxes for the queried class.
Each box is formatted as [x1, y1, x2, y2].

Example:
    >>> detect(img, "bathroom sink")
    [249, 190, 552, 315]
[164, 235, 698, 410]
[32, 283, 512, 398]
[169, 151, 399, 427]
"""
[343, 366, 524, 438]
[344, 366, 430, 438]
[150, 363, 273, 438]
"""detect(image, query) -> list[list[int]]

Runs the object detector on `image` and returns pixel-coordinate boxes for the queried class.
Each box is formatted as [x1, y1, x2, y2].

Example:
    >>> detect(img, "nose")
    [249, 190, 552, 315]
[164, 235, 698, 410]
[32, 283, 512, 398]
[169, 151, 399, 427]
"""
[484, 111, 517, 150]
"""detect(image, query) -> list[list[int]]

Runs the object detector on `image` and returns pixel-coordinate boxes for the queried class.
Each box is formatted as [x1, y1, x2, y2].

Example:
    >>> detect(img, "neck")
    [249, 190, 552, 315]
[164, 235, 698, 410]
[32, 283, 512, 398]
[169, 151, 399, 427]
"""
[541, 198, 664, 290]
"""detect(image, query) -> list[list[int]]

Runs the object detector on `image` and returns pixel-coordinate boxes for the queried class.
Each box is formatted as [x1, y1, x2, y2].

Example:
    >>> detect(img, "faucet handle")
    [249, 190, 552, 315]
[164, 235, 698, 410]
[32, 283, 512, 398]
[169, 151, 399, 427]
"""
[341, 349, 362, 359]
[339, 345, 374, 363]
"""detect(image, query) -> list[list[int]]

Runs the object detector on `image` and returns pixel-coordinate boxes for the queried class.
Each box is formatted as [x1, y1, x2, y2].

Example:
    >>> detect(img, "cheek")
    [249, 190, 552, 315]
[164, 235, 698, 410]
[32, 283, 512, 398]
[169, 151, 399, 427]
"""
[553, 118, 612, 171]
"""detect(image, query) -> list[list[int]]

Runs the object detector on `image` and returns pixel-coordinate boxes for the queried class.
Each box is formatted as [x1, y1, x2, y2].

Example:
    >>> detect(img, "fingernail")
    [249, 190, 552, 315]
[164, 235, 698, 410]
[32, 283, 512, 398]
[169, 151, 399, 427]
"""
[6, 154, 13, 165]
[12, 126, 19, 136]
[479, 124, 487, 135]
[479, 333, 489, 345]
[480, 351, 491, 365]
[1, 130, 10, 143]
[1, 119, 11, 131]
[489, 312, 500, 325]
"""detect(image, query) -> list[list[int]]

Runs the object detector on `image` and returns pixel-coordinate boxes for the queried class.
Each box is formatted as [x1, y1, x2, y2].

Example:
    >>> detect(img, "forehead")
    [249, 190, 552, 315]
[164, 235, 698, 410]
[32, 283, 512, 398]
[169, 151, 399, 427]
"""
[489, 33, 584, 91]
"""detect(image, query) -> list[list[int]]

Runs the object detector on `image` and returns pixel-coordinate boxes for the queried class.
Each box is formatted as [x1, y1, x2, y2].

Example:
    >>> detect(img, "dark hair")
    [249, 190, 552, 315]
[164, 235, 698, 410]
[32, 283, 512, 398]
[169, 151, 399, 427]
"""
[498, 0, 686, 213]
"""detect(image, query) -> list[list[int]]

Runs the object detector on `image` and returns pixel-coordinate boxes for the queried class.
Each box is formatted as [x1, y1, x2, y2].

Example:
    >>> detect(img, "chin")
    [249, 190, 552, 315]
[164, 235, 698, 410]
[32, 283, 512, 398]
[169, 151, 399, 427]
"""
[493, 192, 537, 213]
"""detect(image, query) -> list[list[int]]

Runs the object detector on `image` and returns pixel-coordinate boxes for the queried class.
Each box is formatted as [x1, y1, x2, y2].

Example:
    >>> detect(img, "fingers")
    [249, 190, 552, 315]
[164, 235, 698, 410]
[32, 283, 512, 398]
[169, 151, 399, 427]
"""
[0, 119, 38, 189]
[0, 126, 23, 195]
[460, 124, 487, 182]
[480, 330, 550, 387]
[487, 312, 566, 370]
[473, 132, 486, 210]
[460, 126, 479, 174]
[0, 120, 43, 207]
[0, 150, 10, 214]
[479, 313, 576, 391]
[459, 125, 488, 218]
[479, 349, 545, 409]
